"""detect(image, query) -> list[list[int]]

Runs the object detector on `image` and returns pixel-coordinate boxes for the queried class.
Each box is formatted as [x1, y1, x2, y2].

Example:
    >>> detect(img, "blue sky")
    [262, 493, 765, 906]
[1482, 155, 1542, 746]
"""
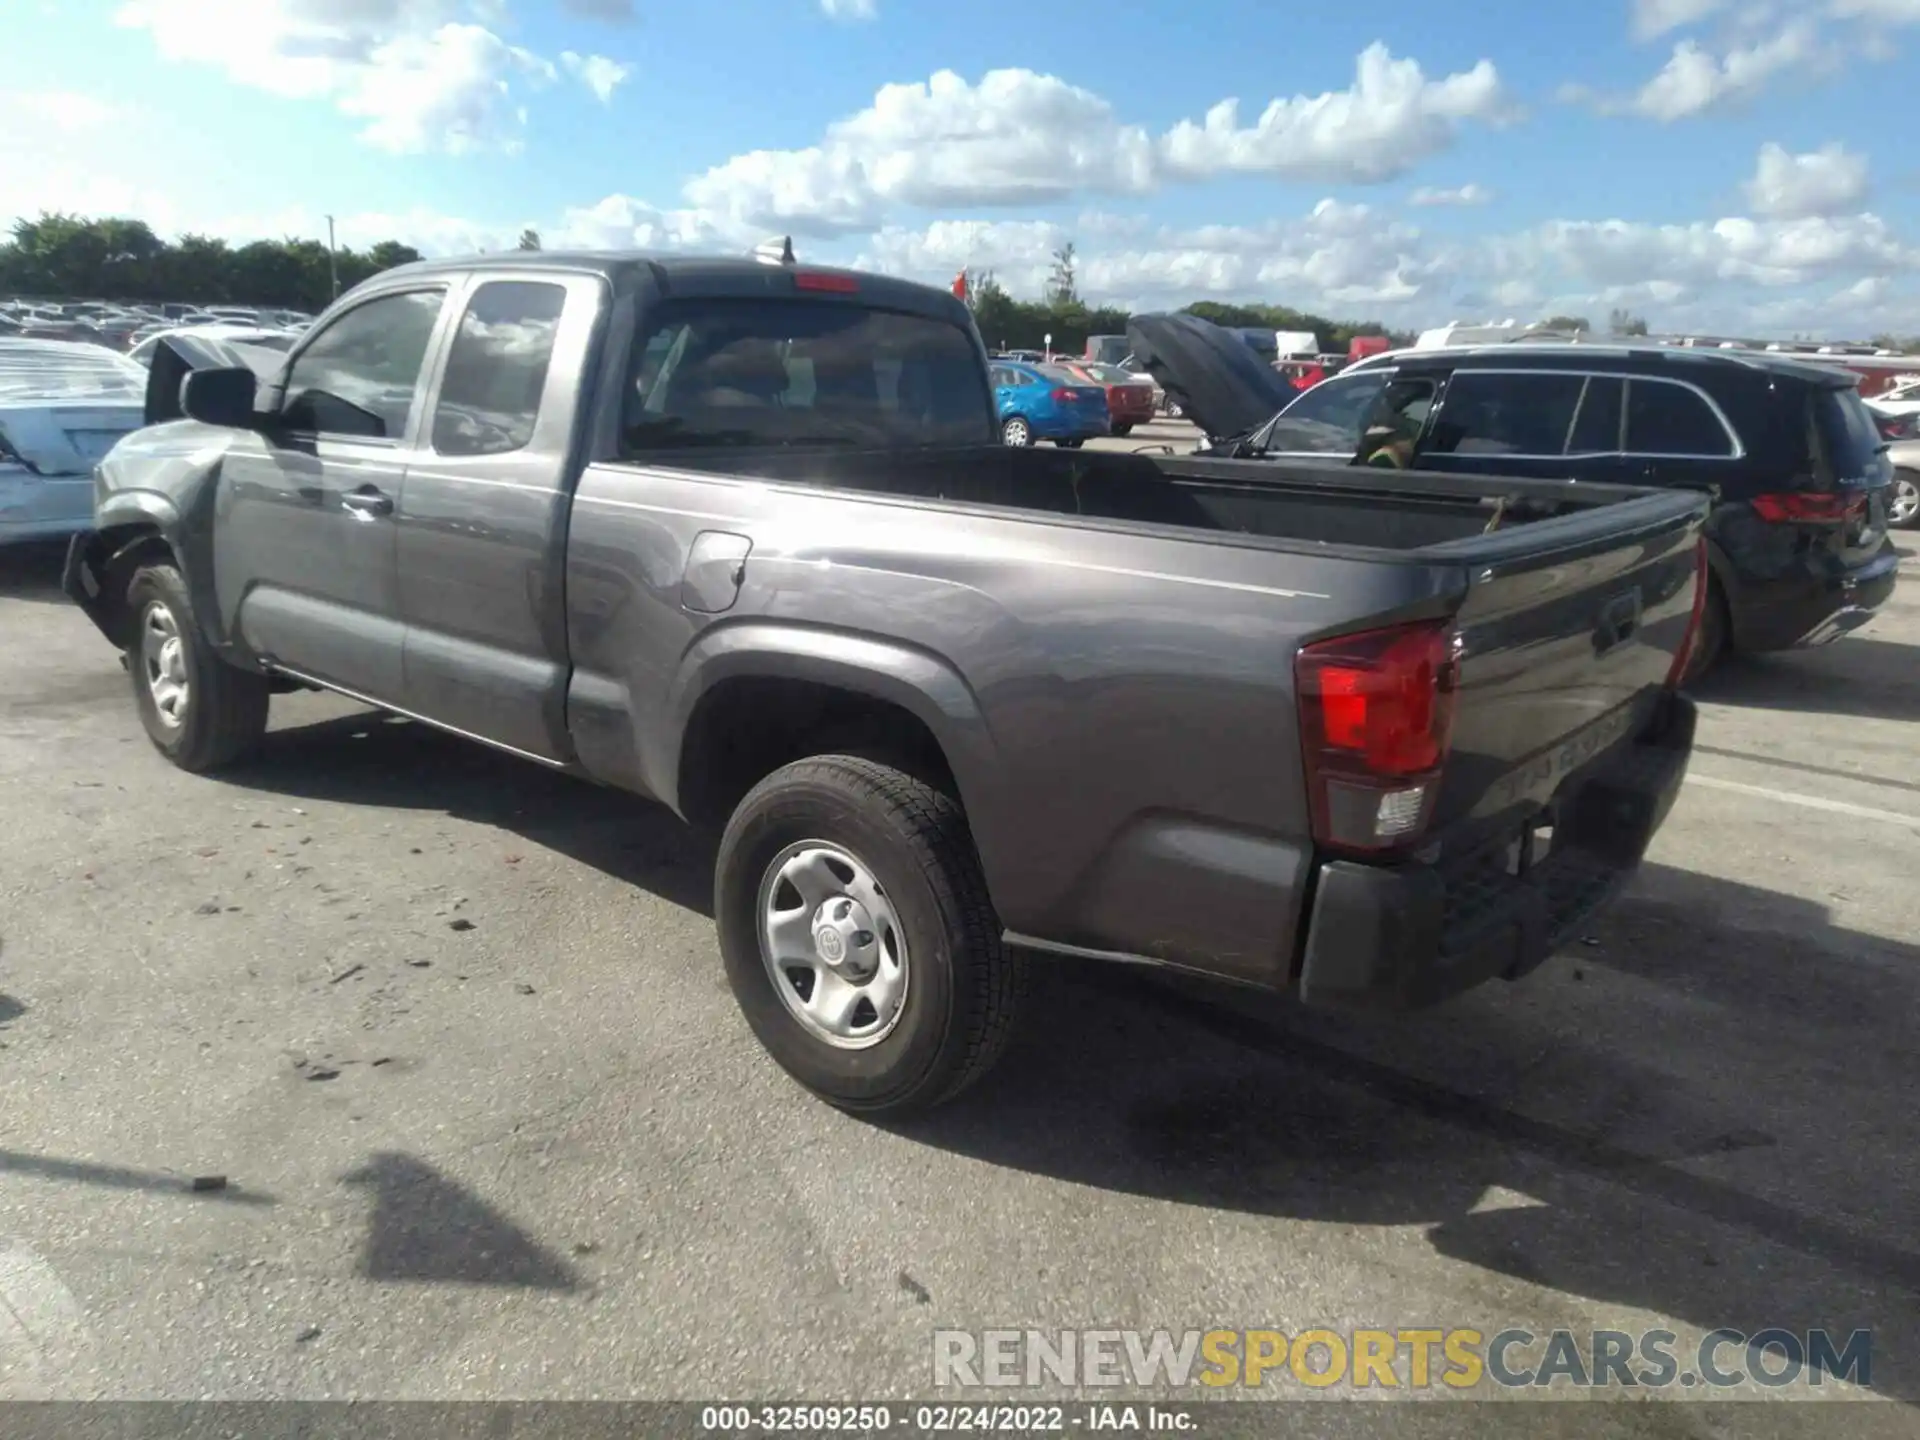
[3, 0, 1919, 336]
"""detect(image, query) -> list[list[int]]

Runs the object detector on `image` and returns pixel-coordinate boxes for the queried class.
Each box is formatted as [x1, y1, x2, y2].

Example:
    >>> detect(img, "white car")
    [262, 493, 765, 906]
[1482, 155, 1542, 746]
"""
[1866, 377, 1920, 419]
[0, 339, 148, 546]
[1886, 438, 1920, 530]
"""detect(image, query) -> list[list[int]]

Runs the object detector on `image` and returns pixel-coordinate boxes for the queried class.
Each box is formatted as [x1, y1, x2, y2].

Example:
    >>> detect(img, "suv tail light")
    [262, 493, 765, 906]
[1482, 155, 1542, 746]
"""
[1295, 618, 1458, 855]
[1751, 489, 1866, 523]
[793, 271, 859, 293]
[1665, 537, 1709, 688]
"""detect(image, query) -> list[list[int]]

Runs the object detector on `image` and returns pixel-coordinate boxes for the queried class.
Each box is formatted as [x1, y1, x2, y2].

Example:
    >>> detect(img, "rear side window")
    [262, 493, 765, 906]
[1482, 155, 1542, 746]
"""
[622, 298, 995, 452]
[1426, 371, 1585, 456]
[430, 281, 567, 457]
[1810, 386, 1892, 484]
[1566, 376, 1624, 454]
[1624, 379, 1735, 457]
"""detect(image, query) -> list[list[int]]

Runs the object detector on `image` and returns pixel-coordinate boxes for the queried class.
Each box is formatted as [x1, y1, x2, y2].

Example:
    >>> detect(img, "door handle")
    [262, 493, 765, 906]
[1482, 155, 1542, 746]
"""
[341, 486, 393, 521]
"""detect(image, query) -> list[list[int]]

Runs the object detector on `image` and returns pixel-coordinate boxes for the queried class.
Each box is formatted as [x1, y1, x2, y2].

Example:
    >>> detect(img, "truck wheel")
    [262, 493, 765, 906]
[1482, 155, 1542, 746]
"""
[714, 755, 1025, 1117]
[1683, 577, 1729, 684]
[127, 562, 271, 772]
[1891, 470, 1919, 530]
[1001, 416, 1032, 447]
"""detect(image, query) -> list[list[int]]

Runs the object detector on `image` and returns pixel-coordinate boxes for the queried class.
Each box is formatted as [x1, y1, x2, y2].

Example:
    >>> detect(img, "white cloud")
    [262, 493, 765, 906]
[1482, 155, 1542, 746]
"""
[1829, 0, 1920, 22]
[560, 0, 635, 17]
[1155, 44, 1513, 184]
[1409, 183, 1494, 207]
[561, 50, 630, 102]
[548, 192, 732, 252]
[115, 0, 565, 153]
[0, 90, 121, 133]
[1631, 0, 1727, 40]
[820, 0, 876, 18]
[1627, 22, 1826, 120]
[1744, 141, 1870, 219]
[681, 48, 1508, 235]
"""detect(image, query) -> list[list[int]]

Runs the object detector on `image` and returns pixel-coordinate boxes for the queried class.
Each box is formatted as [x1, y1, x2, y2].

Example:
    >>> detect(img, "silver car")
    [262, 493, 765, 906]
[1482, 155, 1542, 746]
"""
[1887, 437, 1919, 529]
[0, 339, 148, 546]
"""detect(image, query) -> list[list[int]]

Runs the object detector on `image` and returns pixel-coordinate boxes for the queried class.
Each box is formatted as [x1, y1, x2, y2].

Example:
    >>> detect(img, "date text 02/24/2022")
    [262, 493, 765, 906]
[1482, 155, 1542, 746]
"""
[698, 1404, 1197, 1432]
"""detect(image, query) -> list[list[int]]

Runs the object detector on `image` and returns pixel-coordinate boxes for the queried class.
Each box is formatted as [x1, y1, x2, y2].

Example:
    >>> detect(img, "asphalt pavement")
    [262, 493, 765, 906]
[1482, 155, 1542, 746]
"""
[2, 507, 1919, 1432]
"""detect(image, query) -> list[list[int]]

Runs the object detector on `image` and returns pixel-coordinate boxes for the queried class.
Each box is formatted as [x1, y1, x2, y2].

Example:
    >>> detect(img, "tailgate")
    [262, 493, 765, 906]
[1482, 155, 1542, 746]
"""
[1423, 489, 1706, 838]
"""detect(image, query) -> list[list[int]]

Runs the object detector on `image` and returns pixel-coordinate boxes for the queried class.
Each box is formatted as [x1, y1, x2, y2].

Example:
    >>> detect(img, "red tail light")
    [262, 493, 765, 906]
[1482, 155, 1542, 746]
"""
[793, 271, 859, 293]
[1665, 537, 1709, 689]
[1750, 490, 1865, 523]
[1295, 618, 1458, 855]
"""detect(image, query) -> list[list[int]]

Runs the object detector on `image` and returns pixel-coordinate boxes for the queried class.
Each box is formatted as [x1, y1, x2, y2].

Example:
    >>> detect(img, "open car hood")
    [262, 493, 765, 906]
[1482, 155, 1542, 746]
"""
[1125, 313, 1296, 441]
[144, 334, 286, 427]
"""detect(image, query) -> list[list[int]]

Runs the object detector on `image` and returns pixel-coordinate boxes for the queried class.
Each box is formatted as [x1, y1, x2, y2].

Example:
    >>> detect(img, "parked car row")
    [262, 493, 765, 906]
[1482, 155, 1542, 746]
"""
[0, 297, 312, 353]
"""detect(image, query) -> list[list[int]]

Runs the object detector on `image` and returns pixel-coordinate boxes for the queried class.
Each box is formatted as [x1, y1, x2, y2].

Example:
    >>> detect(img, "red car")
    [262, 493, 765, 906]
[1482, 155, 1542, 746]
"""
[1059, 360, 1156, 435]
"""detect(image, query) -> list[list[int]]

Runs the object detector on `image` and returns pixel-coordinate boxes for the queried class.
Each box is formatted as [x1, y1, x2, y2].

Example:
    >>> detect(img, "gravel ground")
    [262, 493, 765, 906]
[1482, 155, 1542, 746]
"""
[1, 522, 1918, 1435]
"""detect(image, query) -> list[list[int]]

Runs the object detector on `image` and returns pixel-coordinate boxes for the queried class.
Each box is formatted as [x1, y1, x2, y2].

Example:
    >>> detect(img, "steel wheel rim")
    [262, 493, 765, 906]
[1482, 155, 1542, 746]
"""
[140, 601, 189, 728]
[1891, 476, 1919, 526]
[756, 840, 909, 1050]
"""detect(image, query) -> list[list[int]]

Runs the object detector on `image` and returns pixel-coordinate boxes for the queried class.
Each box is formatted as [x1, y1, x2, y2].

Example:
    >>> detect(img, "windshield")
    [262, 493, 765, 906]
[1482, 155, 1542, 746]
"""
[622, 298, 994, 451]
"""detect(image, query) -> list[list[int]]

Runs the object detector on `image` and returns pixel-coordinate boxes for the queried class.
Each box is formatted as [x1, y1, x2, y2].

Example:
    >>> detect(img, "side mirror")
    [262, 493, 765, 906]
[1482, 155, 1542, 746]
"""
[179, 367, 260, 430]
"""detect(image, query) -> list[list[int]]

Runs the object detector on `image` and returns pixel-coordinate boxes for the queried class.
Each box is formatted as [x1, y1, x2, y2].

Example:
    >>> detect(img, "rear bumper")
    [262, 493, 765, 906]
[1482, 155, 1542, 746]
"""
[1295, 691, 1696, 1012]
[1730, 546, 1899, 652]
[1031, 411, 1110, 439]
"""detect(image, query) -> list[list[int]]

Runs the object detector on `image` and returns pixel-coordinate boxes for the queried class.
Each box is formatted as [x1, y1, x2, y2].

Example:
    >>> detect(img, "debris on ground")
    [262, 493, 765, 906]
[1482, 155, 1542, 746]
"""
[190, 1175, 228, 1193]
[448, 918, 475, 933]
[329, 964, 365, 985]
[513, 982, 536, 995]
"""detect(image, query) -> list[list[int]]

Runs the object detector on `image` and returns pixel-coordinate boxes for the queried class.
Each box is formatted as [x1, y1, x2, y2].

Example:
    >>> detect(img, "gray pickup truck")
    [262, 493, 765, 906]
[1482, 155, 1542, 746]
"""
[63, 249, 1707, 1115]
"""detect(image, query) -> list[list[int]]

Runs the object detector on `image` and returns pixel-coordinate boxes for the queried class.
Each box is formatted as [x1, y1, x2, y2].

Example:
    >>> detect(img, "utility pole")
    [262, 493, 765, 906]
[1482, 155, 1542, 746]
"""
[325, 214, 339, 299]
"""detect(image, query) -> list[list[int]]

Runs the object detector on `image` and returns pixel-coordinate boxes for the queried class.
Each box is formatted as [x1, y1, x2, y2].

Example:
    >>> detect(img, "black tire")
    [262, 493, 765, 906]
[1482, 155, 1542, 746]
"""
[714, 755, 1025, 1116]
[1113, 424, 1134, 437]
[1056, 438, 1085, 449]
[1683, 576, 1729, 684]
[126, 561, 270, 772]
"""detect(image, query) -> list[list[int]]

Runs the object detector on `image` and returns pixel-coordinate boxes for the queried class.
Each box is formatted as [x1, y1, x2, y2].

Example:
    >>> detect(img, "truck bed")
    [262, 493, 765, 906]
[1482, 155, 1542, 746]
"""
[656, 443, 1679, 556]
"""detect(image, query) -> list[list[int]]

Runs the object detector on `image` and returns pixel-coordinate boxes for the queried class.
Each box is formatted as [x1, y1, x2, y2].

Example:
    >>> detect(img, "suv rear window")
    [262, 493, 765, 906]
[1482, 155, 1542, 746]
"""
[1810, 385, 1892, 485]
[622, 299, 994, 452]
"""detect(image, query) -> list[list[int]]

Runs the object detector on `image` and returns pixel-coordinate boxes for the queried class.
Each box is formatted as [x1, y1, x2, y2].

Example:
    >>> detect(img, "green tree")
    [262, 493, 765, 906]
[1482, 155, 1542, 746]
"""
[1609, 307, 1650, 336]
[1544, 315, 1591, 332]
[518, 228, 542, 251]
[1046, 242, 1078, 307]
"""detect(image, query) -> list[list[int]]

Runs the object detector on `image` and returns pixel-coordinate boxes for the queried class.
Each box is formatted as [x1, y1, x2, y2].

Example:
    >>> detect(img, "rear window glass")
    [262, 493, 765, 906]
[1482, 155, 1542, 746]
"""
[621, 299, 994, 452]
[1624, 379, 1734, 457]
[1427, 371, 1585, 456]
[1811, 386, 1892, 484]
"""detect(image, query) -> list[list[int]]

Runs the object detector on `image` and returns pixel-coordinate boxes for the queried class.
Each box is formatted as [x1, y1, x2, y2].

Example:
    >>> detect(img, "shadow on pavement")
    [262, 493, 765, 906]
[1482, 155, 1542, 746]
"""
[0, 540, 72, 605]
[0, 994, 24, 1025]
[896, 861, 1920, 1400]
[343, 1152, 577, 1291]
[216, 711, 714, 918]
[1694, 638, 1920, 724]
[0, 1149, 275, 1206]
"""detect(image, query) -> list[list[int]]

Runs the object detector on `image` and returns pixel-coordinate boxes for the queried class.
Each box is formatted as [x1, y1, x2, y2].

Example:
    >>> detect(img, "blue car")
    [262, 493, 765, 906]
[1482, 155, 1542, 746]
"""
[990, 361, 1110, 448]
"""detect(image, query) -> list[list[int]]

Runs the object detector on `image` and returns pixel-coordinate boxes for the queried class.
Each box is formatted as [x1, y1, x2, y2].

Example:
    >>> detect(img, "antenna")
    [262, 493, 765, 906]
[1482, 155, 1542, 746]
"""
[752, 235, 796, 266]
